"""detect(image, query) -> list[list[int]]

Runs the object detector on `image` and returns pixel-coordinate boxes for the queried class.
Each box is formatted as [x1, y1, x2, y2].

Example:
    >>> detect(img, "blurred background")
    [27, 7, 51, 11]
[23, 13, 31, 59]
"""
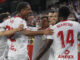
[0, 0, 71, 13]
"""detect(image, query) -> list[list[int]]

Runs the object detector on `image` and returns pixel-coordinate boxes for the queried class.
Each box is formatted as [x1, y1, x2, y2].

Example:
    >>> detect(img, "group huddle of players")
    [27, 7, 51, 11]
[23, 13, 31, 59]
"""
[0, 1, 80, 60]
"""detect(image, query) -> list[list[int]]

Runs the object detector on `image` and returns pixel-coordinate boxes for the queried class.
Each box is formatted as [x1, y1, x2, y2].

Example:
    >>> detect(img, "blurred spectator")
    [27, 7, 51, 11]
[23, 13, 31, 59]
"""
[0, 0, 6, 3]
[11, 11, 18, 17]
[0, 12, 10, 22]
[10, 1, 18, 13]
[68, 13, 76, 21]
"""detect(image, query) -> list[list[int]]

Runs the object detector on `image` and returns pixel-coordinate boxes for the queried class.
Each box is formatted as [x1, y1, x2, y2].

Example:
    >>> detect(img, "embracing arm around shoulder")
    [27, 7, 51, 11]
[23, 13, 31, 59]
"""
[21, 28, 53, 36]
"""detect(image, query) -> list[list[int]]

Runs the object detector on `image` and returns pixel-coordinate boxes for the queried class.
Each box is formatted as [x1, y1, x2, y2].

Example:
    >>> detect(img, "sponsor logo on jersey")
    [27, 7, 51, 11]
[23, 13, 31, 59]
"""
[58, 50, 74, 59]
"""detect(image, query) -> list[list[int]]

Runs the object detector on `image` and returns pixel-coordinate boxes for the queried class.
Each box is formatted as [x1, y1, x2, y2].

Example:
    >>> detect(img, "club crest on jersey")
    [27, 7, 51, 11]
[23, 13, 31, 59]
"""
[58, 50, 74, 59]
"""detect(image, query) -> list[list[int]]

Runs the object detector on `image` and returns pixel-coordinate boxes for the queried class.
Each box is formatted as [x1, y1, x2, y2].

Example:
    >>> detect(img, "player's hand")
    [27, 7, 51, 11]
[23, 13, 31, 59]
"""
[18, 24, 24, 31]
[43, 28, 53, 35]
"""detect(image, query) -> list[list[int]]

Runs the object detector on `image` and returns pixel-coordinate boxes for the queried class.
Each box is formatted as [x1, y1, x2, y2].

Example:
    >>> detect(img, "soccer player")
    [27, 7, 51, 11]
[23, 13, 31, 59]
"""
[0, 2, 52, 60]
[0, 24, 24, 60]
[33, 11, 58, 60]
[47, 6, 80, 60]
[0, 13, 24, 60]
[32, 16, 51, 60]
[35, 6, 80, 60]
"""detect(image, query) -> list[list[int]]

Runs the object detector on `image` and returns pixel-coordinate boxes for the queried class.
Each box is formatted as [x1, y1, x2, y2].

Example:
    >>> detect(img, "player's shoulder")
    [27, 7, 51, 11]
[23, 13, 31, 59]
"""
[12, 16, 26, 23]
[57, 20, 79, 25]
[67, 21, 80, 26]
[13, 16, 23, 21]
[0, 27, 5, 31]
[28, 26, 38, 31]
[49, 25, 56, 30]
[51, 21, 79, 29]
[67, 20, 79, 24]
[2, 18, 10, 23]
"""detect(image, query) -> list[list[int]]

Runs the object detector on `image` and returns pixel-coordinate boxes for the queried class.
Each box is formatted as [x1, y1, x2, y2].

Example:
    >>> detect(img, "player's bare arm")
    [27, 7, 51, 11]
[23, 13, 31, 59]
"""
[21, 28, 53, 36]
[34, 39, 53, 60]
[0, 24, 23, 36]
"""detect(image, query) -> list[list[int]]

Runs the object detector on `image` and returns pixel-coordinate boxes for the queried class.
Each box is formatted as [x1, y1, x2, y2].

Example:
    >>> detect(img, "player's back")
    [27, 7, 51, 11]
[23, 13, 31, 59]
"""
[48, 20, 80, 60]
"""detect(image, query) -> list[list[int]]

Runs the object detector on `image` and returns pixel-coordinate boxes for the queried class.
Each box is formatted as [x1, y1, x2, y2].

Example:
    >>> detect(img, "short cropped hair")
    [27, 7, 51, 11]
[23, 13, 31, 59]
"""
[59, 6, 70, 19]
[16, 2, 30, 12]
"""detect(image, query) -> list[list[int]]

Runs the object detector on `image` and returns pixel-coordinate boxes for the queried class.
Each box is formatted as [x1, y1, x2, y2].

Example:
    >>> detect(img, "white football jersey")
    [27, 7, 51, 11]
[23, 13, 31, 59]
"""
[0, 27, 7, 57]
[47, 20, 80, 60]
[0, 16, 29, 60]
[0, 27, 8, 60]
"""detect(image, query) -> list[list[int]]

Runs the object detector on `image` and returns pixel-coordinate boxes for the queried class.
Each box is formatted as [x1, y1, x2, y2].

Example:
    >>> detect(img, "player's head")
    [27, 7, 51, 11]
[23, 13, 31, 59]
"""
[48, 11, 58, 25]
[41, 16, 49, 28]
[16, 2, 32, 18]
[58, 6, 70, 21]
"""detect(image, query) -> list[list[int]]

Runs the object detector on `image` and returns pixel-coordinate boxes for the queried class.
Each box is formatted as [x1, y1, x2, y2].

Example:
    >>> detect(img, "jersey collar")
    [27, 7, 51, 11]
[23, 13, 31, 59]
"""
[60, 20, 68, 22]
[14, 16, 24, 19]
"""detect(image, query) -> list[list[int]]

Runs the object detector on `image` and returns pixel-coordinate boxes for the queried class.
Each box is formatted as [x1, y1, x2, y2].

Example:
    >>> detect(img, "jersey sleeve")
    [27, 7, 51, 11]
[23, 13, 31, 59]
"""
[0, 27, 5, 32]
[77, 23, 80, 32]
[0, 19, 9, 28]
[0, 21, 6, 28]
[40, 35, 53, 41]
[45, 25, 54, 40]
[46, 35, 53, 40]
[28, 27, 38, 31]
[15, 17, 28, 29]
[22, 20, 28, 29]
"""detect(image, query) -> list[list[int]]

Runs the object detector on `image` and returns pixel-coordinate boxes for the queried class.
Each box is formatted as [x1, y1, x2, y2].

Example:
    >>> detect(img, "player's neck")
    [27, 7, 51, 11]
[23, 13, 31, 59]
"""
[17, 13, 25, 19]
[59, 17, 67, 21]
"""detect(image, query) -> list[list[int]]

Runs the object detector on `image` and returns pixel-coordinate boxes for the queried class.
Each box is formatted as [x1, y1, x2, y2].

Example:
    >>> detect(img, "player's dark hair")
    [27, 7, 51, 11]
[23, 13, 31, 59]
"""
[58, 6, 70, 20]
[16, 2, 30, 12]
[49, 10, 54, 13]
